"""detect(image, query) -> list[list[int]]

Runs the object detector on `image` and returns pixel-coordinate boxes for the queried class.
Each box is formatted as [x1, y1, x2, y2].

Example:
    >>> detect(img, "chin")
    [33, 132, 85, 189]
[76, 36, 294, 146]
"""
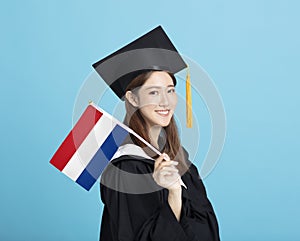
[155, 119, 172, 127]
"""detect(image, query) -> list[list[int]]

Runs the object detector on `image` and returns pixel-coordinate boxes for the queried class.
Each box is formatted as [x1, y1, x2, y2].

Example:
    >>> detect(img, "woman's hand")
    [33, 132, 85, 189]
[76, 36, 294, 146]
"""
[152, 153, 181, 191]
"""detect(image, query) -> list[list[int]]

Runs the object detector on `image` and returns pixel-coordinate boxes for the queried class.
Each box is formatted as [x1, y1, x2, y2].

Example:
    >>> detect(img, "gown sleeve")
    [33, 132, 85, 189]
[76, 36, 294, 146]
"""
[100, 156, 220, 241]
[179, 163, 220, 241]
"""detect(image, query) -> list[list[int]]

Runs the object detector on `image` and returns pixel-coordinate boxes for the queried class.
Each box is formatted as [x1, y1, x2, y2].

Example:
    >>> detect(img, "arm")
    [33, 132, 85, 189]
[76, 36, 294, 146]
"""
[168, 187, 182, 221]
[152, 153, 184, 221]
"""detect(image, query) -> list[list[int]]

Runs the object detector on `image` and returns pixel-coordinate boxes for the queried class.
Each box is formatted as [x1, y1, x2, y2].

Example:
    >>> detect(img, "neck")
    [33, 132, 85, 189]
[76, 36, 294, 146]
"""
[148, 125, 162, 149]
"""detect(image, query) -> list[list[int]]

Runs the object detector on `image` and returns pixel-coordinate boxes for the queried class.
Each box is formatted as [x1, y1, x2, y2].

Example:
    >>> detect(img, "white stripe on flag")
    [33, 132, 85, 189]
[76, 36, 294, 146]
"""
[62, 114, 117, 181]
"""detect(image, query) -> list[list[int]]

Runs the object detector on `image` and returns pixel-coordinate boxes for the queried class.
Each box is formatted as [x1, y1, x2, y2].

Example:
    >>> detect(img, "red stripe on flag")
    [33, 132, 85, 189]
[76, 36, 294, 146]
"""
[50, 105, 102, 171]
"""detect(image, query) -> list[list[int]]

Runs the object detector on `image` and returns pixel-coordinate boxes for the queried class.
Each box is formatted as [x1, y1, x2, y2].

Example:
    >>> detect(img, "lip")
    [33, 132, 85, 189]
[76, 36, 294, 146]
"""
[155, 109, 170, 117]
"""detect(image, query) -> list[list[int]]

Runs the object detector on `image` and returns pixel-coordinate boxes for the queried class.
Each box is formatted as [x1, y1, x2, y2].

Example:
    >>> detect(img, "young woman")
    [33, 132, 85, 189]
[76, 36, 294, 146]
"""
[94, 26, 220, 241]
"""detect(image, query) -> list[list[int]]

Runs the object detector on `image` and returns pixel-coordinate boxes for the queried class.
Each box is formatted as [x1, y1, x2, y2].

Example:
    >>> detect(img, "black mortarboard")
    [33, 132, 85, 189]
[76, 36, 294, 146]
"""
[92, 26, 187, 99]
[92, 26, 192, 127]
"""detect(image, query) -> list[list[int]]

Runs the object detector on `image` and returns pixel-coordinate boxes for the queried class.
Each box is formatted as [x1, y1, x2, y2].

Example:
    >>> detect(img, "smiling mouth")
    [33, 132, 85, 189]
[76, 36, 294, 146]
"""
[155, 110, 170, 116]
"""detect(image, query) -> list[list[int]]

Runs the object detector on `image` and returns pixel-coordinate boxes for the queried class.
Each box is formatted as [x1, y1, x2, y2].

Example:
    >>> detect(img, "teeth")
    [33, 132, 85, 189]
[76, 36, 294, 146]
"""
[156, 110, 169, 115]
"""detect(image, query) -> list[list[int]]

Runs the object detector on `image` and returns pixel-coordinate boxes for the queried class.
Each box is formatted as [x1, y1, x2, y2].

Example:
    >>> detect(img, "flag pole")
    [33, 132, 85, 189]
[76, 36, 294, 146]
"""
[89, 101, 187, 188]
[128, 129, 161, 156]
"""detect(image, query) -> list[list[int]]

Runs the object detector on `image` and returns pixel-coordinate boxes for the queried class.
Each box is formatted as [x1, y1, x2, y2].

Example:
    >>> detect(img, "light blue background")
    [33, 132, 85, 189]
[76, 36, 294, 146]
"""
[1, 0, 299, 240]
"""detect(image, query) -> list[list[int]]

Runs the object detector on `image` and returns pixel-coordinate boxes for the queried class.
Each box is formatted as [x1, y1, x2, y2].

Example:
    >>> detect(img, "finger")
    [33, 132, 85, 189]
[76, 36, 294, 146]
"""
[160, 171, 172, 176]
[154, 153, 169, 168]
[158, 161, 178, 169]
[161, 166, 179, 173]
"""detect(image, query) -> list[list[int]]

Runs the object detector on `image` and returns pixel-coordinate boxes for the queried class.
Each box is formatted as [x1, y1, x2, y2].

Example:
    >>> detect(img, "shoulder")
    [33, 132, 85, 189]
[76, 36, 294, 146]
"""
[100, 145, 160, 195]
[181, 146, 200, 177]
[105, 143, 155, 174]
[110, 155, 154, 174]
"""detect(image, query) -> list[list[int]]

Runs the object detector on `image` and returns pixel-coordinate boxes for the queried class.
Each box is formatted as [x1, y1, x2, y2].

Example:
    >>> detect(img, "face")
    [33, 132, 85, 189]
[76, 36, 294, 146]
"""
[133, 71, 177, 128]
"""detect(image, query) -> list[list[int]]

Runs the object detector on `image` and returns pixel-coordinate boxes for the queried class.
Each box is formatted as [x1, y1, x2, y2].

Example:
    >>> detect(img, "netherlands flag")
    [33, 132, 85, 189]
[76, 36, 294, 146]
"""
[50, 102, 130, 191]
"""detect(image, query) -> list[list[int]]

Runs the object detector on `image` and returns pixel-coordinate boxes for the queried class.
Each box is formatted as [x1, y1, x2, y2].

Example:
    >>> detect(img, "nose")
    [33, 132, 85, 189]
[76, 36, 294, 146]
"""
[159, 91, 169, 107]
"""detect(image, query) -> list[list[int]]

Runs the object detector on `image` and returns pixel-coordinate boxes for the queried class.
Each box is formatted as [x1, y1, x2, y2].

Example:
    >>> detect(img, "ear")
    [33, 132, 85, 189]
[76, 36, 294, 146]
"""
[125, 91, 139, 107]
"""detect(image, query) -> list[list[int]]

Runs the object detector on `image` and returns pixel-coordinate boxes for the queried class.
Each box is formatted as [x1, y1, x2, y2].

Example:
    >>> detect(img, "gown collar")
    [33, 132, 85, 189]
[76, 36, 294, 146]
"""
[111, 144, 187, 189]
[112, 143, 154, 161]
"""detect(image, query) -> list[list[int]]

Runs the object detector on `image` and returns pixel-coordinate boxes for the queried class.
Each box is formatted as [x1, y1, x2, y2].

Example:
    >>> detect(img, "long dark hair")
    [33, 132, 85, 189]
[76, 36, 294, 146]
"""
[123, 70, 189, 175]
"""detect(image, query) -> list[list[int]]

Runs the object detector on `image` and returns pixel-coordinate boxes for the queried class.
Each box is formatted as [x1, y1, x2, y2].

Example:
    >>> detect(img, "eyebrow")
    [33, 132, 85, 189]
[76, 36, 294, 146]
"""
[144, 85, 175, 90]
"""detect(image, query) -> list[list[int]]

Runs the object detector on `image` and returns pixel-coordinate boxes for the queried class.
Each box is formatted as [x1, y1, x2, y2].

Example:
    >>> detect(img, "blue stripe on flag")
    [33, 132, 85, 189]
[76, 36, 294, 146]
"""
[76, 169, 96, 191]
[77, 124, 129, 191]
[102, 124, 129, 160]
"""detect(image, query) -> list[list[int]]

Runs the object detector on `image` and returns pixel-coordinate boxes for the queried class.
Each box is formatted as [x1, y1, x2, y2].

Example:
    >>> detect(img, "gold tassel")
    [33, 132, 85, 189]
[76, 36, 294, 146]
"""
[186, 66, 192, 128]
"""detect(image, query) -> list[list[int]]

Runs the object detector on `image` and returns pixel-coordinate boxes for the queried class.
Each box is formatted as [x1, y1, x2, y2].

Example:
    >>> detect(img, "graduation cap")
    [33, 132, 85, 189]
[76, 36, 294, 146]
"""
[92, 26, 192, 128]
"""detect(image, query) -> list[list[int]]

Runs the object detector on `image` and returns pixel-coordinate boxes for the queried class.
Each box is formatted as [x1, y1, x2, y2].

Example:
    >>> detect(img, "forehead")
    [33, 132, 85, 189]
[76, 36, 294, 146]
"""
[142, 71, 174, 87]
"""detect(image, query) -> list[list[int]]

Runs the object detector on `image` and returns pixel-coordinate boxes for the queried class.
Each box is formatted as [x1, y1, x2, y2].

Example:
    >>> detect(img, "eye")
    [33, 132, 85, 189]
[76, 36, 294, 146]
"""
[167, 88, 176, 94]
[149, 90, 159, 95]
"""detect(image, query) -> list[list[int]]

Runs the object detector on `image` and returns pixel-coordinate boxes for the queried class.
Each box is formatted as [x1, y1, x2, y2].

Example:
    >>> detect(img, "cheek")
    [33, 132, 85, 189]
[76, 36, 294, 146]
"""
[140, 105, 155, 115]
[168, 94, 178, 107]
[138, 96, 157, 108]
[139, 106, 156, 123]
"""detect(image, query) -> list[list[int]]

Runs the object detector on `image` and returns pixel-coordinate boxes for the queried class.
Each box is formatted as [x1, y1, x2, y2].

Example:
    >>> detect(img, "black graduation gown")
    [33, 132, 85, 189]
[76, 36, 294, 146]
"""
[99, 147, 220, 241]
